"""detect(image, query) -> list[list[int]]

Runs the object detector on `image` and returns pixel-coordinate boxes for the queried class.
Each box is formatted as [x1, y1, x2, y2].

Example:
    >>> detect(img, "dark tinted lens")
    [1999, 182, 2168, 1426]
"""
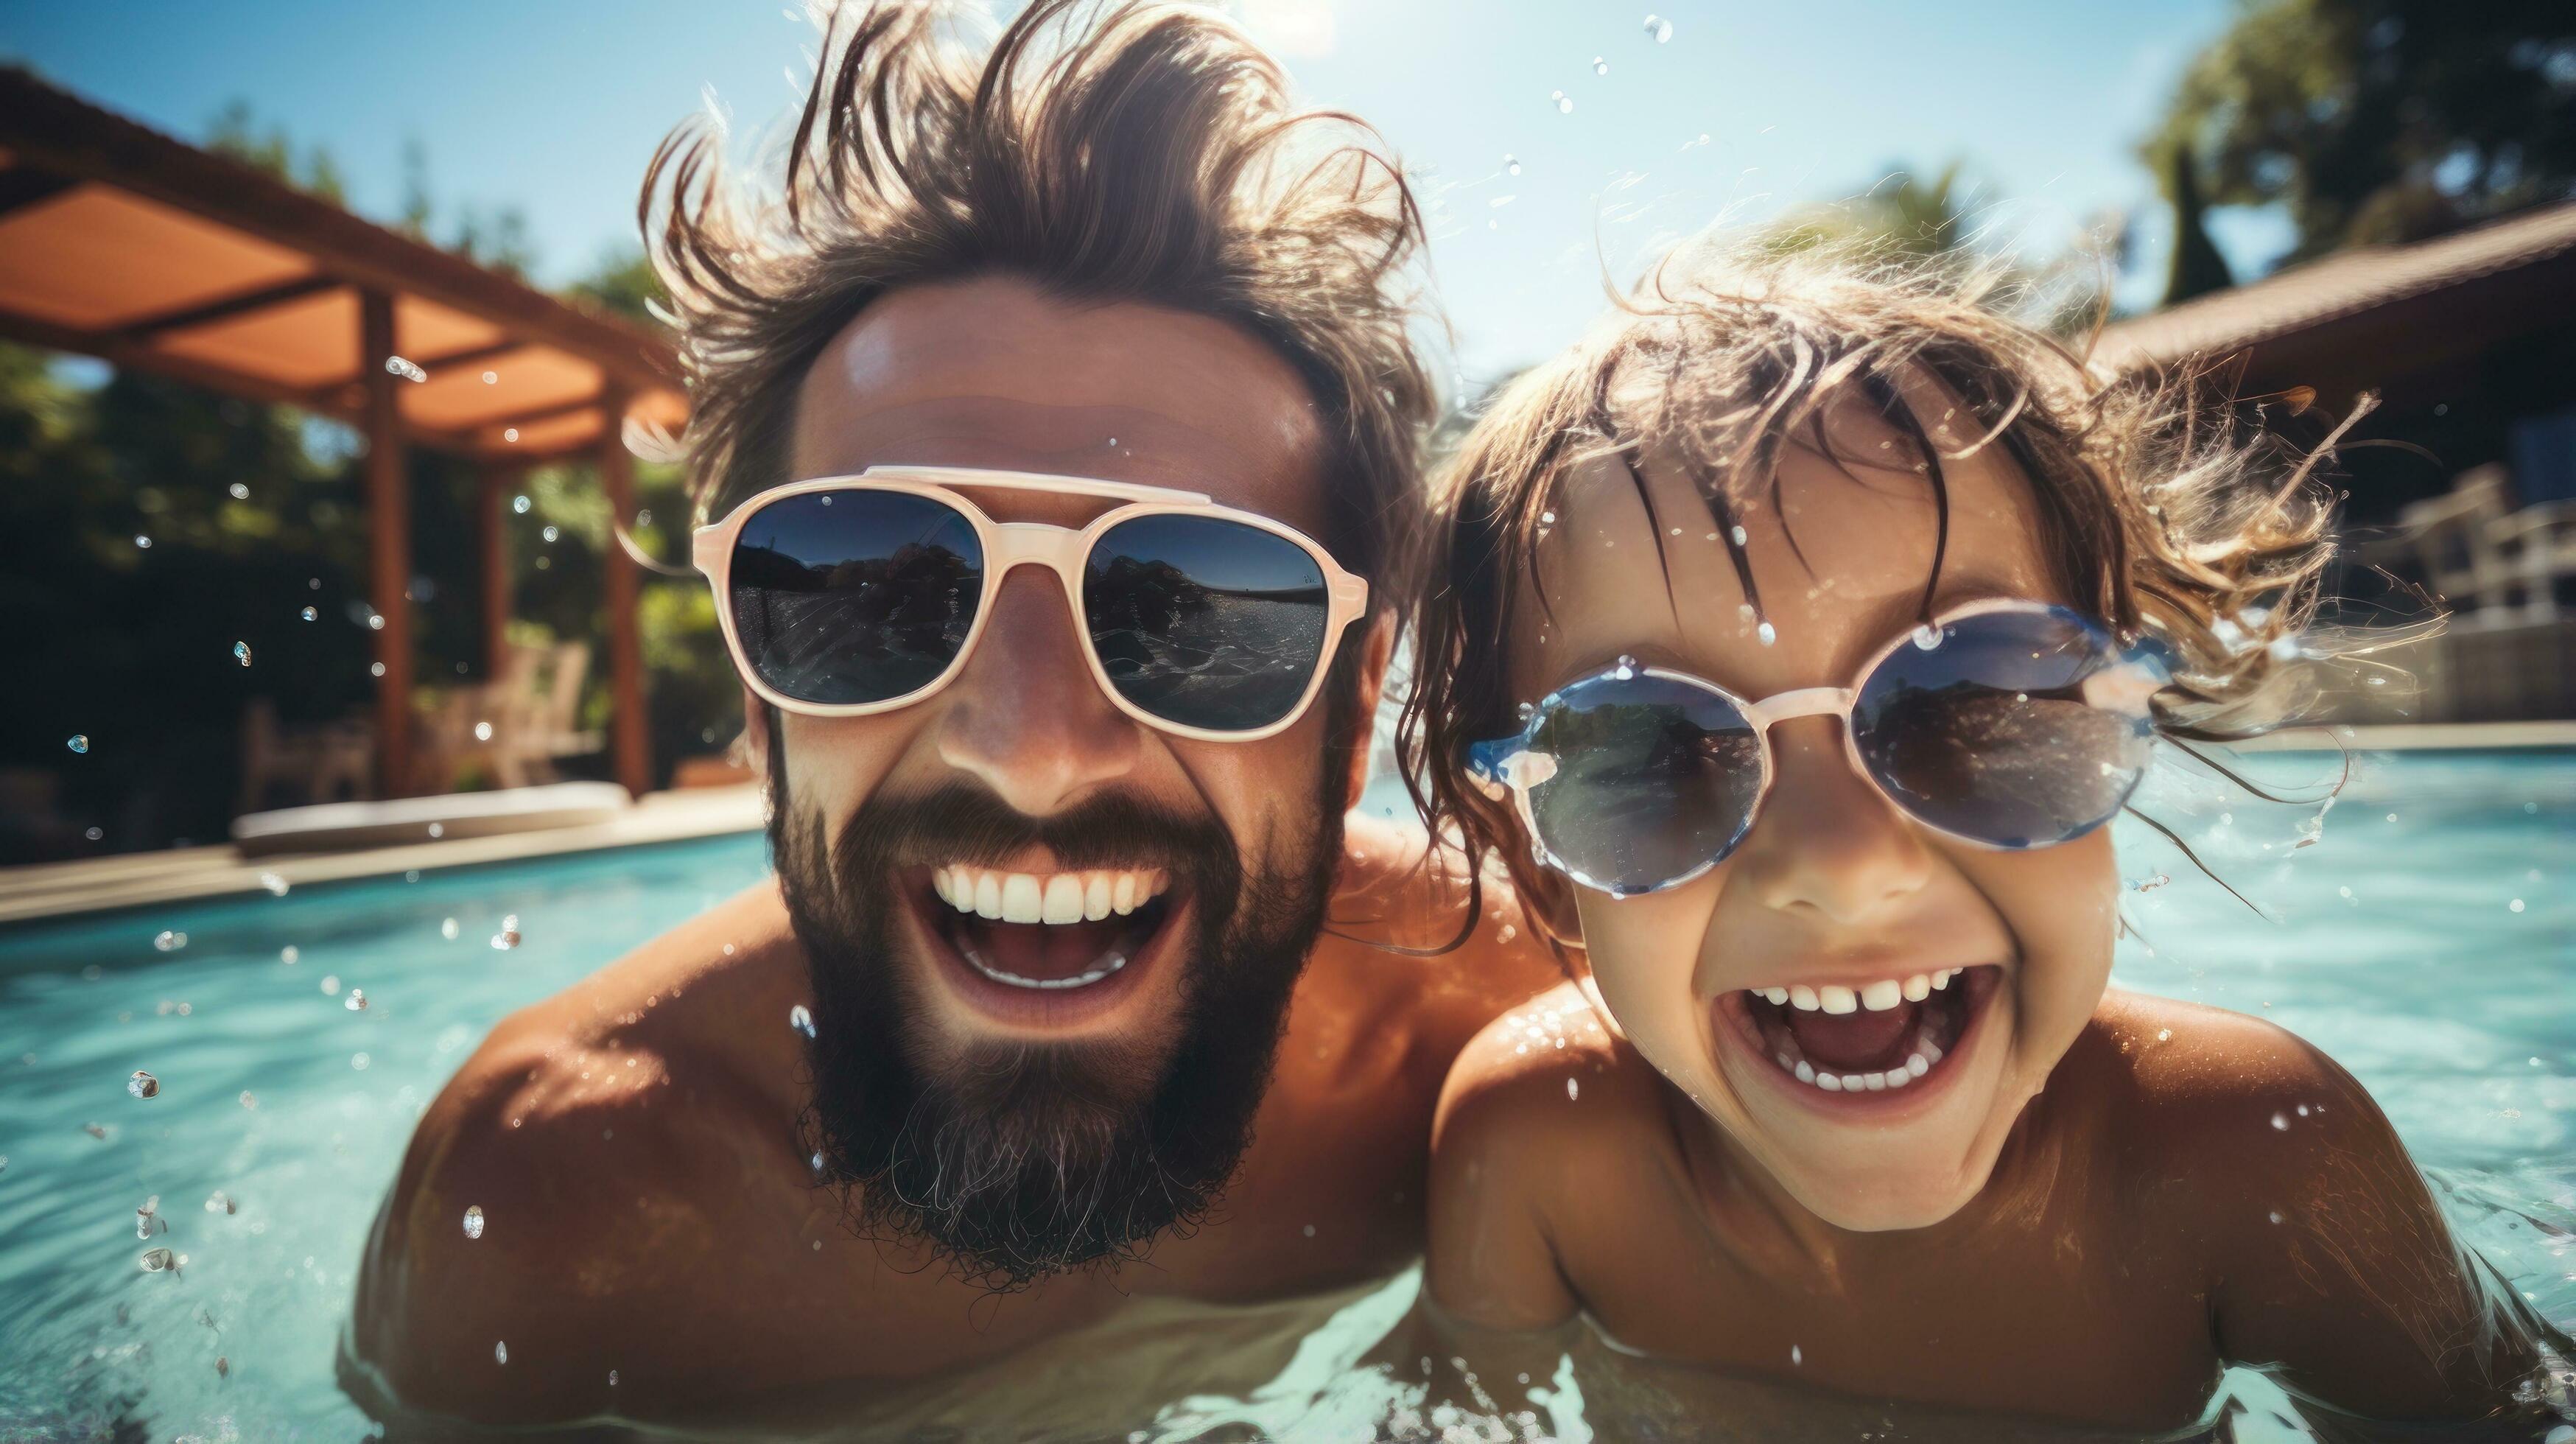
[727, 490, 983, 705]
[1851, 606, 2152, 848]
[1526, 673, 1765, 894]
[1084, 514, 1330, 733]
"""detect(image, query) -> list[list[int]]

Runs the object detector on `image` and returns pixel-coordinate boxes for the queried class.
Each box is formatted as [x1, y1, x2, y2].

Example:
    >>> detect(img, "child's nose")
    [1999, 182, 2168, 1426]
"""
[933, 567, 1143, 816]
[1728, 716, 1933, 923]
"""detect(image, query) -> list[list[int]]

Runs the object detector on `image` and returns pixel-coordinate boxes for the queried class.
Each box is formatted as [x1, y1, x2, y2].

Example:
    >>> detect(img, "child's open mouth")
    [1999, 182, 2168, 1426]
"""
[1719, 964, 2002, 1099]
[905, 863, 1186, 1025]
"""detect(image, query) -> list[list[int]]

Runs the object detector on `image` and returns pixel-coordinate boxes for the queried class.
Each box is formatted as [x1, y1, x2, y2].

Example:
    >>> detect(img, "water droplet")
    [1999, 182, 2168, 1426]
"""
[1550, 89, 1572, 113]
[233, 641, 252, 667]
[463, 1205, 485, 1239]
[385, 355, 427, 383]
[504, 427, 520, 444]
[541, 525, 560, 544]
[345, 988, 368, 1011]
[84, 826, 102, 841]
[228, 482, 249, 500]
[512, 494, 531, 514]
[1912, 623, 1942, 651]
[482, 370, 499, 385]
[2509, 898, 2525, 913]
[2267, 1210, 2283, 1225]
[206, 1190, 234, 1215]
[1790, 1344, 1802, 1366]
[1503, 153, 1521, 175]
[2365, 674, 2387, 687]
[2270, 1111, 2289, 1131]
[789, 1004, 815, 1039]
[320, 975, 340, 996]
[1756, 622, 1777, 647]
[1591, 56, 1609, 75]
[300, 606, 317, 621]
[1566, 1078, 1579, 1101]
[2155, 1028, 2172, 1042]
[1644, 13, 1673, 41]
[609, 1369, 619, 1387]
[134, 535, 152, 549]
[153, 930, 186, 952]
[495, 1340, 508, 1364]
[351, 1051, 370, 1070]
[1729, 525, 1748, 545]
[259, 872, 289, 896]
[491, 914, 522, 950]
[2130, 873, 2171, 892]
[239, 1090, 257, 1109]
[441, 917, 460, 941]
[1611, 654, 1637, 680]
[128, 1070, 159, 1098]
[366, 612, 385, 631]
[67, 735, 90, 754]
[140, 1247, 176, 1273]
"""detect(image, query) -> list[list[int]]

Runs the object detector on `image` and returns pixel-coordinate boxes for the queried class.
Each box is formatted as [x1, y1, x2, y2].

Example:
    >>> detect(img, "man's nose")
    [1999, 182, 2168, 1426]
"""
[1725, 717, 1932, 924]
[934, 566, 1143, 815]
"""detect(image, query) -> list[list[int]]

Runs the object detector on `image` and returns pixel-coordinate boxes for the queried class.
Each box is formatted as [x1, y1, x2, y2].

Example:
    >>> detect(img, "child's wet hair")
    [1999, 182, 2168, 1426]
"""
[1397, 236, 2363, 939]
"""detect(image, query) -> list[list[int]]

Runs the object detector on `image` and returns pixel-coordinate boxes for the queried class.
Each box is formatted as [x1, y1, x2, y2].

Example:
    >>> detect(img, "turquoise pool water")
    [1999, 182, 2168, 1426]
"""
[0, 751, 2568, 1441]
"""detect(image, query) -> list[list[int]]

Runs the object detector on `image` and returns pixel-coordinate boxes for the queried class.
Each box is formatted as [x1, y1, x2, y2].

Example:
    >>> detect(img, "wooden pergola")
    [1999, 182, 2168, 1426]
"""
[0, 67, 687, 799]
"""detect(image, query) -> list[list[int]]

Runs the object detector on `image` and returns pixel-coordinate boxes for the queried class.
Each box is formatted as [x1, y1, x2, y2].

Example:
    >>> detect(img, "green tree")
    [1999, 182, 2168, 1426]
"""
[2148, 0, 2576, 263]
[1769, 161, 1975, 259]
[2161, 143, 2236, 306]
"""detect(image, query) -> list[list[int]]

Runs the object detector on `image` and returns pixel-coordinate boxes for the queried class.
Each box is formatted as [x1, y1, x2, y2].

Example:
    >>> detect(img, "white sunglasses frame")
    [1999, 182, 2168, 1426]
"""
[1467, 598, 2166, 897]
[693, 465, 1371, 743]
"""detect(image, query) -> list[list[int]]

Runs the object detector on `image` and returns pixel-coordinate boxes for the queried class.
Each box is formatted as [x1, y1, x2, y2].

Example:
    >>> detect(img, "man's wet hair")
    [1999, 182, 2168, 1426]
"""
[1398, 235, 2367, 937]
[642, 0, 1433, 589]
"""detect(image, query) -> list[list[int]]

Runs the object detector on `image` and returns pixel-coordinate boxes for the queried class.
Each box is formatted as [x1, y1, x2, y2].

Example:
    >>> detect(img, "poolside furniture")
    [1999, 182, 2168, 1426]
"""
[410, 641, 605, 793]
[2493, 499, 2576, 621]
[238, 698, 376, 813]
[229, 779, 633, 856]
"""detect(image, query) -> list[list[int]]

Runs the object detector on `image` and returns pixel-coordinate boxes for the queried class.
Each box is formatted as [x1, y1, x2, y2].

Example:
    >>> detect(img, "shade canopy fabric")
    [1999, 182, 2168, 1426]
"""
[0, 66, 685, 460]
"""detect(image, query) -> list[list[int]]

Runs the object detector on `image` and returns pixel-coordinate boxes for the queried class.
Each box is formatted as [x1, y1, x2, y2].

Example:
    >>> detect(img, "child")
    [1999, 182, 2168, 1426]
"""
[1395, 242, 2563, 1435]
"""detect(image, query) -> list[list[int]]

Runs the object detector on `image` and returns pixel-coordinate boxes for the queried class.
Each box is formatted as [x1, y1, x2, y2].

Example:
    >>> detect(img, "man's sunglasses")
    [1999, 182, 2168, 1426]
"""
[1466, 600, 2170, 897]
[693, 466, 1369, 741]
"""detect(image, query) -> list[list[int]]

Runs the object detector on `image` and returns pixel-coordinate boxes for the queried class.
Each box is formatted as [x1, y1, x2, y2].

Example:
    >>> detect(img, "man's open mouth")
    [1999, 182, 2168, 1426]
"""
[903, 862, 1189, 1024]
[1716, 964, 2003, 1102]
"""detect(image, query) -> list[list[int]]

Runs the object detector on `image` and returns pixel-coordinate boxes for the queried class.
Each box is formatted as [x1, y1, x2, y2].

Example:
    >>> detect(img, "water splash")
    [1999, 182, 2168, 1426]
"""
[463, 1205, 485, 1240]
[1912, 623, 1942, 651]
[1756, 622, 1777, 647]
[300, 606, 317, 621]
[1610, 655, 1637, 680]
[1503, 153, 1521, 175]
[384, 356, 428, 383]
[232, 642, 252, 667]
[491, 914, 522, 950]
[1549, 90, 1573, 113]
[512, 494, 531, 514]
[1643, 13, 1673, 41]
[66, 735, 89, 754]
[789, 1004, 816, 1039]
[344, 989, 368, 1012]
[153, 930, 186, 953]
[1591, 56, 1609, 75]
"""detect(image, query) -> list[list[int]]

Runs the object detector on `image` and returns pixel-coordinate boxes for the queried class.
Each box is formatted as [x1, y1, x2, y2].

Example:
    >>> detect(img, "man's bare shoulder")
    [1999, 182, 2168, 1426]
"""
[1316, 814, 1558, 1018]
[351, 883, 816, 1420]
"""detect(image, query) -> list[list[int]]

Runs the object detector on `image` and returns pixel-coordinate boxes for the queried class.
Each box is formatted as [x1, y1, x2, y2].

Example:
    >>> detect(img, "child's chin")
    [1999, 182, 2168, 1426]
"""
[1775, 1156, 1991, 1233]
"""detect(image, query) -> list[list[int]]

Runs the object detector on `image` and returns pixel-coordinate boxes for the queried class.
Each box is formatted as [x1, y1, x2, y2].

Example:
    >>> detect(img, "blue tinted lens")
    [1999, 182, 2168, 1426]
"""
[1850, 606, 2153, 848]
[1525, 673, 1765, 893]
[1085, 514, 1330, 733]
[728, 490, 983, 705]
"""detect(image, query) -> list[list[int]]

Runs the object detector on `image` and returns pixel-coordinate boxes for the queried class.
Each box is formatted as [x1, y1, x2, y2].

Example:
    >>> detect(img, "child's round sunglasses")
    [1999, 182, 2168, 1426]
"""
[1465, 600, 2171, 897]
[692, 466, 1369, 742]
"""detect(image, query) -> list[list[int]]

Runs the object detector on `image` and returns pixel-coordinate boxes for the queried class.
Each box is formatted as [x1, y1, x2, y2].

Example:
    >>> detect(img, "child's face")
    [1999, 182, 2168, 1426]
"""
[1504, 397, 2120, 1232]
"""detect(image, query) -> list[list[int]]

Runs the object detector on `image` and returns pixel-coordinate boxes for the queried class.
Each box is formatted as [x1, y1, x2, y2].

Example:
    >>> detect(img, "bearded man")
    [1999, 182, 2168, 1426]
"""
[347, 0, 1549, 1430]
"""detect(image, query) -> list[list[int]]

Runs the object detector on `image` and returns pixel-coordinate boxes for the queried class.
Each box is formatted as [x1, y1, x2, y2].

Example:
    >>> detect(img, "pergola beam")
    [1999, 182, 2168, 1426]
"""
[597, 385, 650, 798]
[361, 289, 413, 796]
[117, 272, 345, 340]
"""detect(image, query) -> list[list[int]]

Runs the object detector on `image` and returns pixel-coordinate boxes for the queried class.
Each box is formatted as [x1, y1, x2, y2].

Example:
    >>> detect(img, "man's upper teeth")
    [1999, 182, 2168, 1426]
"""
[1758, 969, 1960, 1012]
[933, 866, 1168, 923]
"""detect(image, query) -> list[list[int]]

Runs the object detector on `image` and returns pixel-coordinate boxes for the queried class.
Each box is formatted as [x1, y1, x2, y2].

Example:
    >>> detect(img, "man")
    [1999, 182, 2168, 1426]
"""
[347, 0, 1550, 1430]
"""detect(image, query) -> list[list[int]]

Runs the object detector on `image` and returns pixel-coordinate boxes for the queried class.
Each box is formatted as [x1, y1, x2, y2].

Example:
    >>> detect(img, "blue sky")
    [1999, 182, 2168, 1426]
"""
[2, 0, 2289, 384]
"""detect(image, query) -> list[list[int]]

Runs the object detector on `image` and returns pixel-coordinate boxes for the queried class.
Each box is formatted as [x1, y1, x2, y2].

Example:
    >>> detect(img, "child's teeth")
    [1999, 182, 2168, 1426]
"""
[1789, 985, 1819, 1012]
[1859, 979, 1902, 1012]
[1932, 968, 1954, 989]
[1817, 985, 1858, 1014]
[1760, 986, 1789, 1006]
[1906, 1053, 1930, 1077]
[1794, 1060, 1815, 1084]
[1902, 972, 1931, 1002]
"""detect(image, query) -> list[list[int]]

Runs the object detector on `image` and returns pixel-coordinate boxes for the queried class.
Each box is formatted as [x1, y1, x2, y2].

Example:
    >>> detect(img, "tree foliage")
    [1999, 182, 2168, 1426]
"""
[2149, 0, 2576, 262]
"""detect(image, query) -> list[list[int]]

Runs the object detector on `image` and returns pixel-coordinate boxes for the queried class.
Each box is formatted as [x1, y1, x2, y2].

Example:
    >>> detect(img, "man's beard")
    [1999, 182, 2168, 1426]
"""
[768, 703, 1350, 1291]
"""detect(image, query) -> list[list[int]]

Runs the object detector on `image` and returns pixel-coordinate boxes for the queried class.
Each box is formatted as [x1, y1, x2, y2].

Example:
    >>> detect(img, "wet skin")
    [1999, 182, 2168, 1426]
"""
[348, 278, 1555, 1427]
[1421, 396, 2542, 1433]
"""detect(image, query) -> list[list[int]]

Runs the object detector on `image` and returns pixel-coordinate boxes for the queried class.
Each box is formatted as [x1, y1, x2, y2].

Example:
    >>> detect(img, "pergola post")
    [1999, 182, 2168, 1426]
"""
[597, 388, 651, 798]
[360, 289, 412, 796]
[477, 462, 514, 677]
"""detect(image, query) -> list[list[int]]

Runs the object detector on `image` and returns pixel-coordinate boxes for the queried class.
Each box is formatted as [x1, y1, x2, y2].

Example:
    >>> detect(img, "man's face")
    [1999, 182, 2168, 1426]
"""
[757, 276, 1367, 1285]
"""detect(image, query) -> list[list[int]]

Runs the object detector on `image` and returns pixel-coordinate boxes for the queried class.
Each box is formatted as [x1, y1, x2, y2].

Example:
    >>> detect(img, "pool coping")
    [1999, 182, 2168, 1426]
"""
[0, 785, 765, 926]
[3, 718, 2569, 925]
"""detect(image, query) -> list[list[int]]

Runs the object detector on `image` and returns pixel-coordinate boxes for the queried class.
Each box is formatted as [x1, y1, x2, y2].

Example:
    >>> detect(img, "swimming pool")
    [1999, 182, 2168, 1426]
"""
[0, 750, 2567, 1441]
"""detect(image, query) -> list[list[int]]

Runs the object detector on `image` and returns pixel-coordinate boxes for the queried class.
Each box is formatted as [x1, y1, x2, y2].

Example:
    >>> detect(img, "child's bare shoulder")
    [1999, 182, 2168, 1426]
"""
[1435, 981, 1666, 1183]
[2079, 989, 2426, 1230]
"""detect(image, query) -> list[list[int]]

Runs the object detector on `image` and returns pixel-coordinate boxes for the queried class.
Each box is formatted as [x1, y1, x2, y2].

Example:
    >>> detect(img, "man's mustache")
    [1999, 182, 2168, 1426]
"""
[832, 780, 1239, 878]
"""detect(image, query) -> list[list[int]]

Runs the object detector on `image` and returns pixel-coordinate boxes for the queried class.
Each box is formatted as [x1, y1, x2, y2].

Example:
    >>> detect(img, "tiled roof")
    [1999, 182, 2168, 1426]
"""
[2095, 200, 2576, 373]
